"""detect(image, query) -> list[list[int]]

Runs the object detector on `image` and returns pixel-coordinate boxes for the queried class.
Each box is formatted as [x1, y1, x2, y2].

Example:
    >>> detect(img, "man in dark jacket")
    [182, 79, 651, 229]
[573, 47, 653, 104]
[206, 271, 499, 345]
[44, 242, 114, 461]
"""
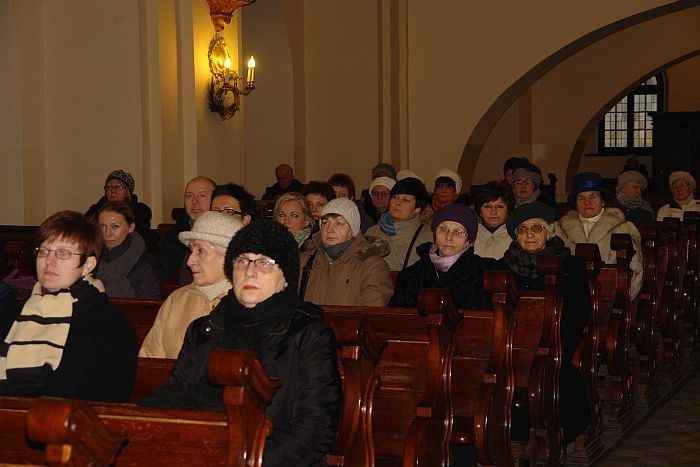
[262, 164, 304, 200]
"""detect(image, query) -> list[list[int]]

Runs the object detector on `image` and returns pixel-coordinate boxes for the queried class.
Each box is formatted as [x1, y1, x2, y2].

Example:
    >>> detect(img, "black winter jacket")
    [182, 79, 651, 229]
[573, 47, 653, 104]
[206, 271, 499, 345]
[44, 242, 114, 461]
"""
[142, 289, 342, 467]
[389, 242, 487, 310]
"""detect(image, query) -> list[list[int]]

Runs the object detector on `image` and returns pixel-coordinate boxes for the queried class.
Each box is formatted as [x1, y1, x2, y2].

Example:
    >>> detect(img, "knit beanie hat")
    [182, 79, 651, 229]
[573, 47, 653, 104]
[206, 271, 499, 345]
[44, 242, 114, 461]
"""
[512, 167, 542, 186]
[320, 198, 361, 237]
[506, 201, 556, 239]
[669, 171, 696, 191]
[396, 169, 424, 184]
[371, 163, 397, 180]
[369, 176, 396, 194]
[390, 177, 430, 210]
[618, 170, 647, 190]
[432, 203, 478, 242]
[434, 169, 463, 193]
[225, 220, 300, 290]
[179, 211, 243, 251]
[106, 170, 135, 193]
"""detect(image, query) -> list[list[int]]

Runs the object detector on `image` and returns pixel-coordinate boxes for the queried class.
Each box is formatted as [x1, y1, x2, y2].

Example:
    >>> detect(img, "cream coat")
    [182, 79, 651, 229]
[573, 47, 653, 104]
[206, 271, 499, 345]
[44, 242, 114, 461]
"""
[656, 199, 700, 221]
[299, 232, 394, 306]
[365, 215, 434, 271]
[474, 223, 511, 260]
[555, 207, 643, 299]
[139, 283, 229, 358]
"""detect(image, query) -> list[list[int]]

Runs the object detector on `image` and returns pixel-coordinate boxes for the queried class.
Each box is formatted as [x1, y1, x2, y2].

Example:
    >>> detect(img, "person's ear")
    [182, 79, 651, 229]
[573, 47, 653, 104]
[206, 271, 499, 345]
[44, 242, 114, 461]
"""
[243, 214, 252, 226]
[128, 223, 135, 233]
[82, 256, 97, 276]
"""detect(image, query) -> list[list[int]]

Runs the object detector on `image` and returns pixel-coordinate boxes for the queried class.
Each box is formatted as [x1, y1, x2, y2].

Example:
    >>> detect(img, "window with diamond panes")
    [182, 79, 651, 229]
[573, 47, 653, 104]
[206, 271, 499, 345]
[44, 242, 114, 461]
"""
[598, 74, 664, 155]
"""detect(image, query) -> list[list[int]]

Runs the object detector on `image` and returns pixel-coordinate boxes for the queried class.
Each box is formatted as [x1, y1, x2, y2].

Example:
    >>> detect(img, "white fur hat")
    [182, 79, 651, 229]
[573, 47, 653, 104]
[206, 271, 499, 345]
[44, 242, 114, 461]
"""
[320, 198, 361, 237]
[396, 169, 424, 184]
[669, 171, 696, 191]
[369, 176, 396, 193]
[434, 168, 463, 193]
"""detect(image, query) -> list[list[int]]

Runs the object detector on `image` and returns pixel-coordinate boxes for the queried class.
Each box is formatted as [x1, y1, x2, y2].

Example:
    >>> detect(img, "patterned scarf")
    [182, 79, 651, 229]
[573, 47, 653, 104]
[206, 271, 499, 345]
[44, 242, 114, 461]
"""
[379, 212, 396, 236]
[292, 227, 312, 248]
[515, 188, 541, 207]
[503, 236, 569, 278]
[616, 189, 654, 213]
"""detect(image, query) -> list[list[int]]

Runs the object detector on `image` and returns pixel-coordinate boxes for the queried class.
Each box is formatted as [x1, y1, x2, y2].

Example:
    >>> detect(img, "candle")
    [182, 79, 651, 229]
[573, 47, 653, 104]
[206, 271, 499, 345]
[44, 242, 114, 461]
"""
[224, 57, 231, 84]
[247, 56, 255, 84]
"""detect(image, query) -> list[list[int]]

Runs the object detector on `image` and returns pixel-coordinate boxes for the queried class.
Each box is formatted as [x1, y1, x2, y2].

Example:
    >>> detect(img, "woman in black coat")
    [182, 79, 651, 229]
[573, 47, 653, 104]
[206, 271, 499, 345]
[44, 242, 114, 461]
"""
[143, 220, 342, 467]
[497, 201, 591, 445]
[390, 203, 486, 310]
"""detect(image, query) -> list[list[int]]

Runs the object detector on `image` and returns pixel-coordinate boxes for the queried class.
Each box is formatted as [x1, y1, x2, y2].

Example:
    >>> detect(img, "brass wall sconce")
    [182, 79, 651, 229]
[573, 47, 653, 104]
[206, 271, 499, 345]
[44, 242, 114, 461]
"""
[206, 0, 255, 32]
[207, 34, 256, 120]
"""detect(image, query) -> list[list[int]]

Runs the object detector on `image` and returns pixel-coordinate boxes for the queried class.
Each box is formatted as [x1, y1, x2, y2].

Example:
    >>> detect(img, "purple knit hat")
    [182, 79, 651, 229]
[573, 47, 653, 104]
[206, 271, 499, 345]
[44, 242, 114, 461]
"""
[432, 203, 478, 242]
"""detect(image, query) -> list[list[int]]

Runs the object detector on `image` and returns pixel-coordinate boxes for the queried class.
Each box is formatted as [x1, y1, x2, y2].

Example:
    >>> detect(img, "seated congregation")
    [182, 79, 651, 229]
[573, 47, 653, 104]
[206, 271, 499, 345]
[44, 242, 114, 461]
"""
[0, 160, 699, 466]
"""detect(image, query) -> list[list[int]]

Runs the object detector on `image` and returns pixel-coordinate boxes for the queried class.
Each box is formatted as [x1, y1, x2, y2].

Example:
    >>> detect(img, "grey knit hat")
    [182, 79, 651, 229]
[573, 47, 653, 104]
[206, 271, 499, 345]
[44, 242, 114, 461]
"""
[320, 198, 361, 237]
[512, 167, 542, 186]
[106, 170, 136, 193]
[618, 170, 647, 190]
[669, 171, 697, 191]
[179, 211, 243, 250]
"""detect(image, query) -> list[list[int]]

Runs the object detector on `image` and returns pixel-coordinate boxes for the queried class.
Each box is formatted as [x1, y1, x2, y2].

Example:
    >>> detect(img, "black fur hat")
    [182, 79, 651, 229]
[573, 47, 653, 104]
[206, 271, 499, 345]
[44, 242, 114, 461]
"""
[225, 220, 300, 290]
[390, 177, 430, 210]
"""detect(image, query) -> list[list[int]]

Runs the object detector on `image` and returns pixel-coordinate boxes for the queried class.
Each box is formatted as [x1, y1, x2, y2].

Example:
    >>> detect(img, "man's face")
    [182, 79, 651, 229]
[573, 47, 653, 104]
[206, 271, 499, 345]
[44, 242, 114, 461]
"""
[276, 166, 294, 190]
[184, 178, 214, 220]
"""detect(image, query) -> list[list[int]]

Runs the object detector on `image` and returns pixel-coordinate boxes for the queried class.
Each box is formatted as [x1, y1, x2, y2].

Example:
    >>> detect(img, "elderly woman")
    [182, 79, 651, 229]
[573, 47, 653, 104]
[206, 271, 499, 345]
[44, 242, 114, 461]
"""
[366, 177, 433, 271]
[499, 202, 591, 445]
[328, 172, 374, 232]
[365, 176, 396, 223]
[473, 180, 514, 260]
[144, 220, 342, 466]
[299, 198, 393, 306]
[511, 163, 557, 211]
[140, 212, 243, 358]
[656, 171, 700, 221]
[555, 172, 643, 299]
[274, 192, 315, 250]
[302, 181, 336, 222]
[0, 211, 137, 401]
[609, 170, 654, 222]
[86, 169, 152, 236]
[95, 201, 162, 298]
[390, 203, 486, 309]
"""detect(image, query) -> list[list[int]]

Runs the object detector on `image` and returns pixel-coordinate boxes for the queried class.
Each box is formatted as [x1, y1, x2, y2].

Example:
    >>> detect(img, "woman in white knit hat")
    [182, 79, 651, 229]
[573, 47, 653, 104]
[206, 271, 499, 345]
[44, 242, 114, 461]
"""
[140, 211, 242, 358]
[656, 171, 700, 221]
[299, 198, 393, 306]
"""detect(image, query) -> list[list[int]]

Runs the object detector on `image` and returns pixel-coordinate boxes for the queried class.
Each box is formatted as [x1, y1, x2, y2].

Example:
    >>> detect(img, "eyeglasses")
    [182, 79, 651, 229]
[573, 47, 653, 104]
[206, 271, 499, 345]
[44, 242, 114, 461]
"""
[672, 182, 690, 190]
[513, 178, 534, 187]
[104, 185, 127, 192]
[320, 219, 349, 230]
[515, 224, 546, 236]
[371, 191, 389, 199]
[212, 208, 243, 217]
[232, 256, 278, 273]
[435, 225, 467, 238]
[35, 247, 84, 260]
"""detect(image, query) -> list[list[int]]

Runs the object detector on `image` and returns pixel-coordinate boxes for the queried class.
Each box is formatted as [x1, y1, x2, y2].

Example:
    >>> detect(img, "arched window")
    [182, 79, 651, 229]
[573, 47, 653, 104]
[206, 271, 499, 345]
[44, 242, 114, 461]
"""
[597, 74, 665, 155]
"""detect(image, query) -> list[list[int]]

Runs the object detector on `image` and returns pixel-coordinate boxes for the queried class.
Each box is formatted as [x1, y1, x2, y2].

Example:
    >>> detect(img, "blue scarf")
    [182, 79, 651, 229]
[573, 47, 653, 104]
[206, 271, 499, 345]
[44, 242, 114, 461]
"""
[379, 212, 396, 236]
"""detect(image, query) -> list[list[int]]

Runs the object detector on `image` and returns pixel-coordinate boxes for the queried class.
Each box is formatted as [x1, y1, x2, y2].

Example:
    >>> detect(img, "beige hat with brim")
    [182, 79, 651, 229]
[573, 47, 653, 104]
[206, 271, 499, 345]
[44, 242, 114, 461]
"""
[179, 211, 243, 250]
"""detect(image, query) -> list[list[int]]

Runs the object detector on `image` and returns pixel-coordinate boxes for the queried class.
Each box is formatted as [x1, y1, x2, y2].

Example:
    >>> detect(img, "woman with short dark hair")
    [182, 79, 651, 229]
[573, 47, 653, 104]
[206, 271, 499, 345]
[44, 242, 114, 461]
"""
[0, 211, 137, 401]
[473, 180, 515, 260]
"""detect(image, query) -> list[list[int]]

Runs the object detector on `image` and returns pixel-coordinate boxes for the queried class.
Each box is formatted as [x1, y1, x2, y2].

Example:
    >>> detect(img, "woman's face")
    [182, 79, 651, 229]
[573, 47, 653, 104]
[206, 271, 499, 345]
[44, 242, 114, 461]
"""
[434, 182, 457, 205]
[98, 211, 134, 250]
[104, 179, 130, 202]
[332, 185, 351, 199]
[516, 219, 549, 254]
[370, 186, 391, 213]
[187, 240, 226, 286]
[232, 253, 286, 308]
[211, 195, 251, 225]
[513, 177, 536, 200]
[36, 237, 95, 292]
[435, 221, 469, 257]
[479, 198, 509, 229]
[320, 214, 354, 246]
[576, 191, 604, 218]
[275, 200, 308, 233]
[671, 180, 693, 202]
[389, 194, 419, 222]
[305, 193, 328, 221]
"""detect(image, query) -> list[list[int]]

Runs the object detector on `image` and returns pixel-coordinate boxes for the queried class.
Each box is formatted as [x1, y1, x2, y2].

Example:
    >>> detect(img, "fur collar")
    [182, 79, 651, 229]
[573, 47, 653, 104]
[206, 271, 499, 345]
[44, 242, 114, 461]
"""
[558, 207, 626, 243]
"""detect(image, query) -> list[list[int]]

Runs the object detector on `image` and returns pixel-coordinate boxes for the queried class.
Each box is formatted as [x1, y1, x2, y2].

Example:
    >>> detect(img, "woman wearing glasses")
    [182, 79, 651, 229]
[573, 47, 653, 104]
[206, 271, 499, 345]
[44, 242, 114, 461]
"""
[497, 201, 591, 446]
[273, 192, 315, 250]
[210, 182, 255, 226]
[389, 203, 486, 309]
[140, 211, 242, 358]
[299, 198, 393, 306]
[555, 171, 643, 299]
[85, 169, 152, 237]
[0, 211, 137, 401]
[144, 220, 342, 466]
[94, 201, 162, 299]
[656, 171, 700, 221]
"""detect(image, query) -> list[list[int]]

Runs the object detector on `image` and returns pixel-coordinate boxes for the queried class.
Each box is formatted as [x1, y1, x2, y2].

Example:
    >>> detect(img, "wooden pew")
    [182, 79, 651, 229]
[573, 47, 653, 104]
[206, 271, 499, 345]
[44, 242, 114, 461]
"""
[0, 349, 280, 466]
[115, 298, 385, 467]
[570, 244, 605, 464]
[681, 211, 699, 351]
[508, 256, 563, 466]
[452, 270, 516, 466]
[322, 289, 460, 466]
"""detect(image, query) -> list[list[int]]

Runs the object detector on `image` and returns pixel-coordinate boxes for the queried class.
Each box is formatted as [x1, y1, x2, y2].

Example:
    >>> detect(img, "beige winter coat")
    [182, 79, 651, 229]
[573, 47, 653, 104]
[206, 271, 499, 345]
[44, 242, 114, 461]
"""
[474, 223, 511, 260]
[555, 207, 643, 299]
[365, 215, 434, 271]
[656, 199, 700, 221]
[299, 232, 394, 307]
[139, 283, 229, 358]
